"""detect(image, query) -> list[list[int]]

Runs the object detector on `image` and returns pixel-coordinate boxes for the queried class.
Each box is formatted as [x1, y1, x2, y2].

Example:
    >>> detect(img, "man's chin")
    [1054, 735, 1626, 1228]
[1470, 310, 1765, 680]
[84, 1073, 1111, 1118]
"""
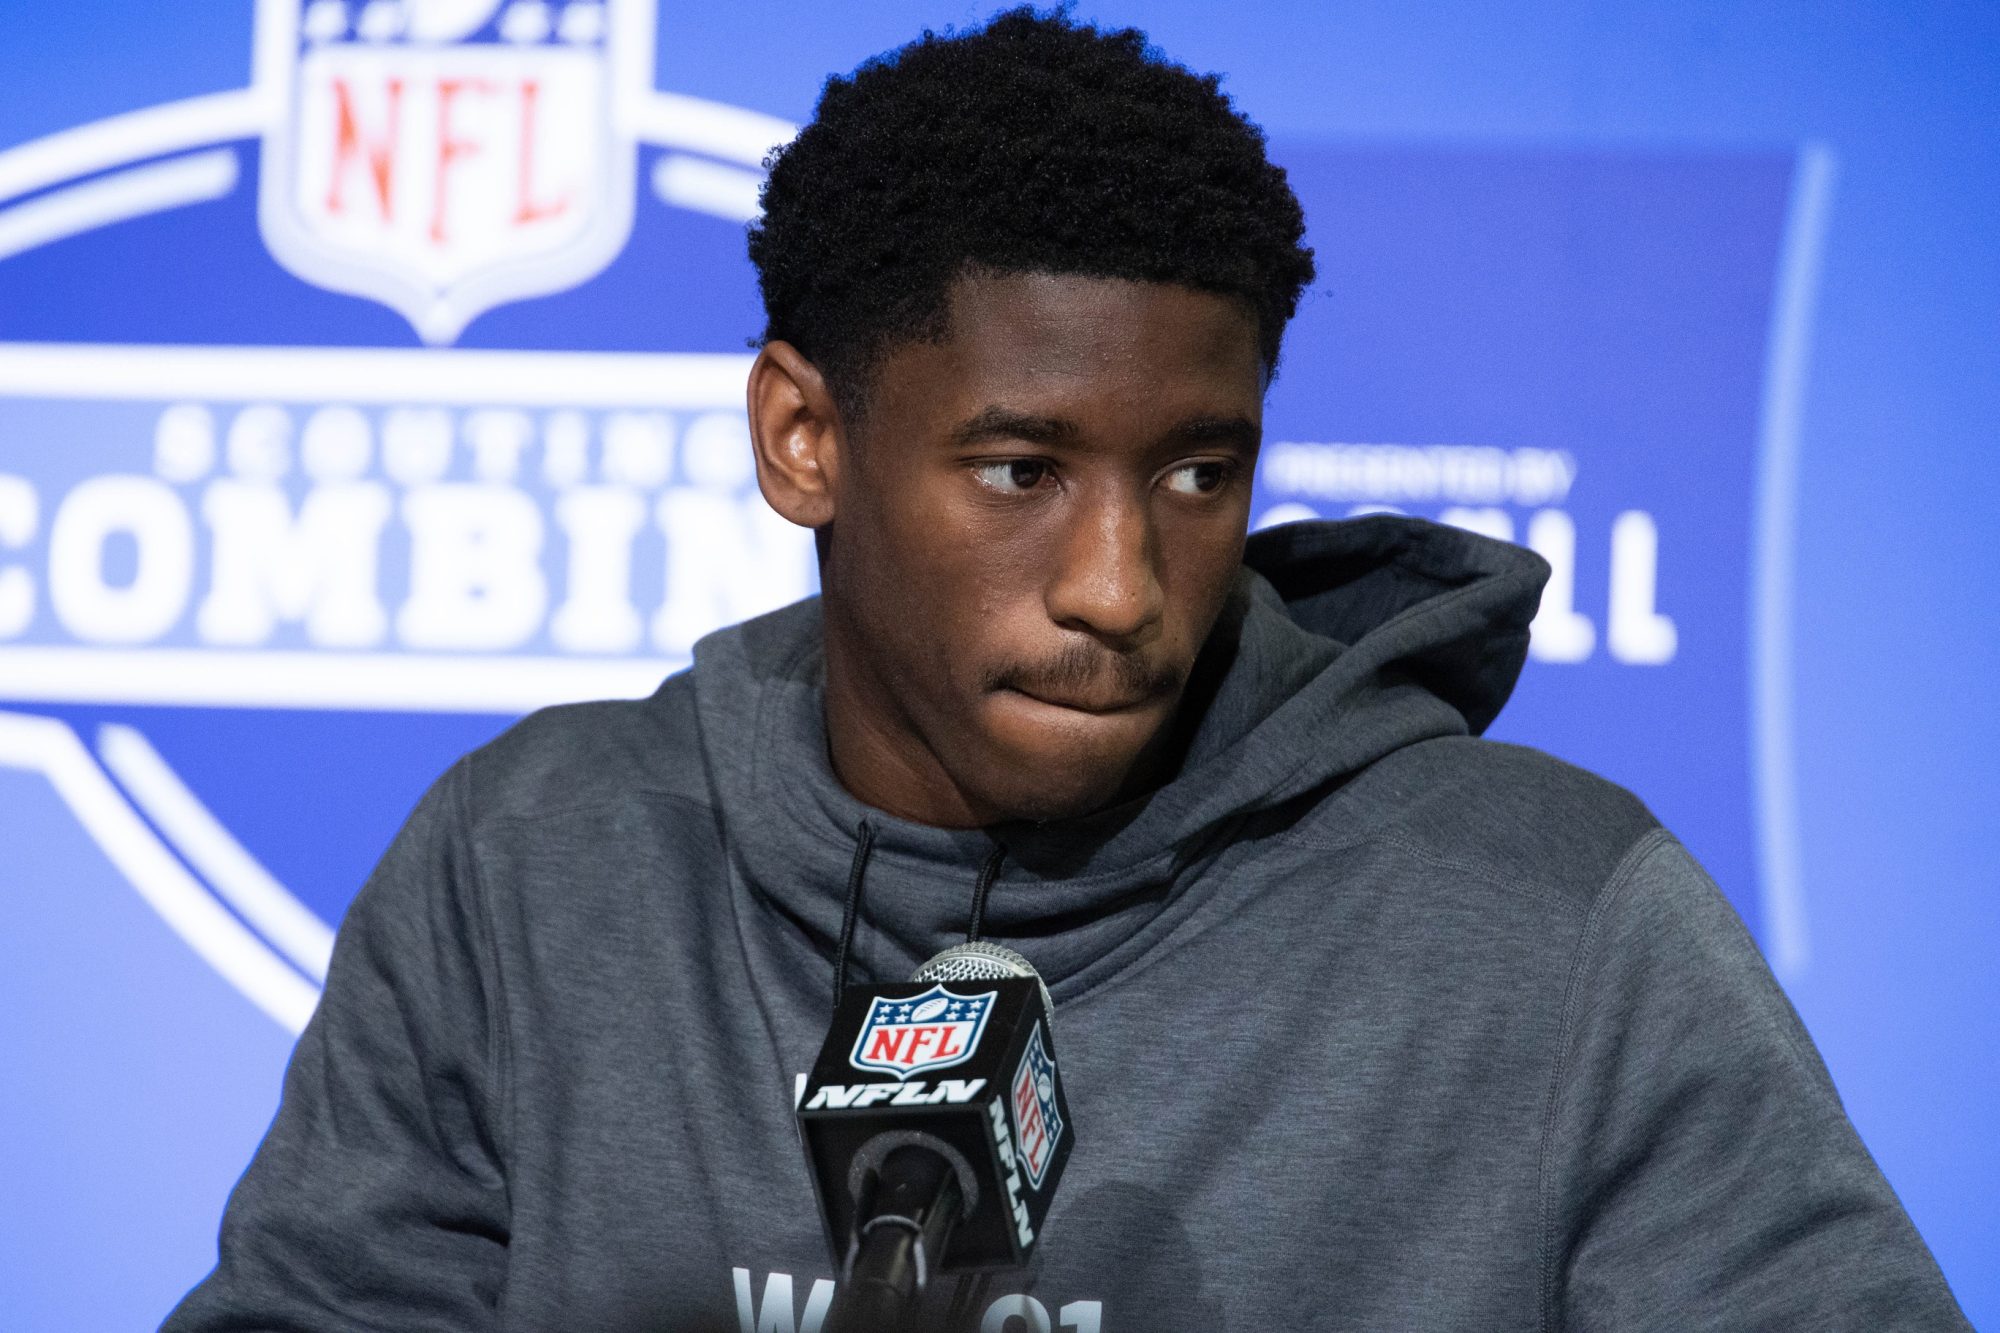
[964, 690, 1171, 822]
[977, 774, 1124, 824]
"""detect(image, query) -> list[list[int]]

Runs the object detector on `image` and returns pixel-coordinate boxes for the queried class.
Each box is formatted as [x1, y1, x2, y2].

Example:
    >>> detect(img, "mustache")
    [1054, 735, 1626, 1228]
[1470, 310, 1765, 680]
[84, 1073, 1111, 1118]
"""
[981, 640, 1185, 702]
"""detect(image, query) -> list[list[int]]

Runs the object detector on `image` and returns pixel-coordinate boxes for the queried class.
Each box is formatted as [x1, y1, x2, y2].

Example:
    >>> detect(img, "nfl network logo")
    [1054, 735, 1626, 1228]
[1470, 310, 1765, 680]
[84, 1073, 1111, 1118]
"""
[1009, 1021, 1062, 1190]
[259, 0, 644, 343]
[848, 986, 997, 1081]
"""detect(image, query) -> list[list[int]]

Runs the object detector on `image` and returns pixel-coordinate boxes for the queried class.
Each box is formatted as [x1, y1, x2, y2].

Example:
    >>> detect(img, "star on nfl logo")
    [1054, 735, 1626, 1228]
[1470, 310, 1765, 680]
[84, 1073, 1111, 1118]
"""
[848, 985, 997, 1081]
[258, 0, 646, 342]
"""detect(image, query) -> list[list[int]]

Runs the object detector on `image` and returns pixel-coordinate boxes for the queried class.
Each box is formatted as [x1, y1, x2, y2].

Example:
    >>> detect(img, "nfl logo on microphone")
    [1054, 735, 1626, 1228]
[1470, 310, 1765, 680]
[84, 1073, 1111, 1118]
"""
[260, 0, 642, 343]
[1010, 1022, 1064, 1190]
[848, 985, 997, 1081]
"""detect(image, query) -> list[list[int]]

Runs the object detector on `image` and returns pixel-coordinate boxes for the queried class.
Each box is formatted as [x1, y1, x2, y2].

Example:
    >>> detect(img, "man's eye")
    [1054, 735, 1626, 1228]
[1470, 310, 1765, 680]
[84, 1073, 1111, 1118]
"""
[1165, 461, 1229, 495]
[974, 460, 1050, 494]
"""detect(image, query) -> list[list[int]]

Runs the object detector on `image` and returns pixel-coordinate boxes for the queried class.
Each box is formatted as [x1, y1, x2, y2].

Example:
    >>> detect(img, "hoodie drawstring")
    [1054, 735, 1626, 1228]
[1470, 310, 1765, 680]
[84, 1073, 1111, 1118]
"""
[831, 818, 876, 1009]
[829, 820, 1010, 1013]
[965, 844, 1007, 944]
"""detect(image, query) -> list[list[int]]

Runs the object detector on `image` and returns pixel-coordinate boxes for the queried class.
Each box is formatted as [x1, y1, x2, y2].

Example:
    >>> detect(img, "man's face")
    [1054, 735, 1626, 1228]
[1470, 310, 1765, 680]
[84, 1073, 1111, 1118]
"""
[818, 270, 1265, 825]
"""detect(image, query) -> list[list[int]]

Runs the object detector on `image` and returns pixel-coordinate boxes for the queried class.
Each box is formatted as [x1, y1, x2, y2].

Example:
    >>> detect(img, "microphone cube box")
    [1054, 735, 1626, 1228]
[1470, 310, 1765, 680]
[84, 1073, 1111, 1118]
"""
[798, 976, 1073, 1272]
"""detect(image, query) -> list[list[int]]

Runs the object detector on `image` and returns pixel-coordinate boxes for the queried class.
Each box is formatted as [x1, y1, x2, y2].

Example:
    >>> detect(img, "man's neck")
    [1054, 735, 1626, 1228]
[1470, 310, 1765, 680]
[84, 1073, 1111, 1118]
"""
[819, 632, 990, 829]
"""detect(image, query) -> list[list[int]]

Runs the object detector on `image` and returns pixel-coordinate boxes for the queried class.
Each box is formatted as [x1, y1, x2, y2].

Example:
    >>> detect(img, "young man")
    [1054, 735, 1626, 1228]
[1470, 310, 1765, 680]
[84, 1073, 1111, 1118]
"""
[168, 10, 1968, 1331]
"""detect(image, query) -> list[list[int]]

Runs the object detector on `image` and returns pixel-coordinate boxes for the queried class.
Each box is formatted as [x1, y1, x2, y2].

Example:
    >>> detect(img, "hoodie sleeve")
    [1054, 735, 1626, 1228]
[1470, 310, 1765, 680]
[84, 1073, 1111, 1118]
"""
[163, 759, 510, 1332]
[1541, 831, 1968, 1331]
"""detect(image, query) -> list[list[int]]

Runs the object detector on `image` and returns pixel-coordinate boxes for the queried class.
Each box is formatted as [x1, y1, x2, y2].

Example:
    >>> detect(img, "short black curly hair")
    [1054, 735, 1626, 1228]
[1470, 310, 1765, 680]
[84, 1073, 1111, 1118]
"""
[748, 7, 1316, 422]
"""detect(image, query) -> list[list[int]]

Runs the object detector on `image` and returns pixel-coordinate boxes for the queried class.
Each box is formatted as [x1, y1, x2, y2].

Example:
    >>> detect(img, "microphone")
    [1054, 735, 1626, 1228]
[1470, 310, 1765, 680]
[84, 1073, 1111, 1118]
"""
[799, 942, 1074, 1331]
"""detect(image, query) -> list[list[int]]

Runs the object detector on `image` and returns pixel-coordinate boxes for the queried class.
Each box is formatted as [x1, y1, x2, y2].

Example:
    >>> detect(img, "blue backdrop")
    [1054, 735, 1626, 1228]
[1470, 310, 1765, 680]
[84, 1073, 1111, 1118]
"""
[0, 2, 1992, 1327]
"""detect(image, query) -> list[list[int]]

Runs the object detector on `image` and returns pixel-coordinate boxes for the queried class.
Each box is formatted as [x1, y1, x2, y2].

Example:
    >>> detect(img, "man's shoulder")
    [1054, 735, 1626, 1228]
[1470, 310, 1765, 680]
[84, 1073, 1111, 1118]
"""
[1298, 734, 1662, 915]
[457, 671, 712, 827]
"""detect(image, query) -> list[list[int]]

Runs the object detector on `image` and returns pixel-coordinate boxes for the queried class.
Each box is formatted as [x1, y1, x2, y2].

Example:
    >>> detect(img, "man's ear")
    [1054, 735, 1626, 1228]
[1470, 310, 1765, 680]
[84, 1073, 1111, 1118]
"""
[748, 340, 843, 531]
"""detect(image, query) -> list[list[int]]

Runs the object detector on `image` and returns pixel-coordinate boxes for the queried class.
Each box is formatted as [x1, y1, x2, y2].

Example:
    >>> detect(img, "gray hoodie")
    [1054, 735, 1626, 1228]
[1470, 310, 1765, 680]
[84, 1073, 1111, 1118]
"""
[165, 516, 1968, 1332]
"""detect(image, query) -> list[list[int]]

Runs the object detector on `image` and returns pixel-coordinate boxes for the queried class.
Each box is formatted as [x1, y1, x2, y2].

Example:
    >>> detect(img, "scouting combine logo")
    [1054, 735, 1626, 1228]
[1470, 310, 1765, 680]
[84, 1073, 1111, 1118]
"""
[0, 0, 809, 1038]
[849, 986, 996, 1081]
[261, 0, 642, 342]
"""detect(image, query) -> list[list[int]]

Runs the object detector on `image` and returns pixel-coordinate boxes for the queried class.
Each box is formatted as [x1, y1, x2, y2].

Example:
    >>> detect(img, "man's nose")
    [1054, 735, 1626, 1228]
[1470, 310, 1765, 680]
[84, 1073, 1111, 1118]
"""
[1043, 488, 1164, 647]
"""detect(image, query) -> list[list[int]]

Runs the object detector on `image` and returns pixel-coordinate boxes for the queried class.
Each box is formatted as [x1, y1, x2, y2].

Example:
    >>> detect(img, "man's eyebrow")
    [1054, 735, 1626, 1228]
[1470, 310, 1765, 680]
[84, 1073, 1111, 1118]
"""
[946, 408, 1259, 450]
[1164, 414, 1260, 449]
[947, 407, 1080, 448]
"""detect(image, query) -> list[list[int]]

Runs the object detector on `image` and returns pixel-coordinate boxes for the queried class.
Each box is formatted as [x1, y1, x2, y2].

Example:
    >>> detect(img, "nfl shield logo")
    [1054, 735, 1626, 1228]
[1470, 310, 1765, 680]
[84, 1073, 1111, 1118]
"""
[256, 0, 647, 341]
[848, 985, 997, 1081]
[1010, 1021, 1064, 1190]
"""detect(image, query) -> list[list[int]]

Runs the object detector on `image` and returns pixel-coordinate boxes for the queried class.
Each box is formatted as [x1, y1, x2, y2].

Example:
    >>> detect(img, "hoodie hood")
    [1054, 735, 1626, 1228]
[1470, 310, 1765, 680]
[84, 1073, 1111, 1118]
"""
[690, 515, 1548, 993]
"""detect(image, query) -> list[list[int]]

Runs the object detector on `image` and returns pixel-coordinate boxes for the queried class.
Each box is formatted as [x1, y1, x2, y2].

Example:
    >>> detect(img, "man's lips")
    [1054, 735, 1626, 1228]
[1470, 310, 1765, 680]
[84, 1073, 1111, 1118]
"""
[998, 683, 1162, 715]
